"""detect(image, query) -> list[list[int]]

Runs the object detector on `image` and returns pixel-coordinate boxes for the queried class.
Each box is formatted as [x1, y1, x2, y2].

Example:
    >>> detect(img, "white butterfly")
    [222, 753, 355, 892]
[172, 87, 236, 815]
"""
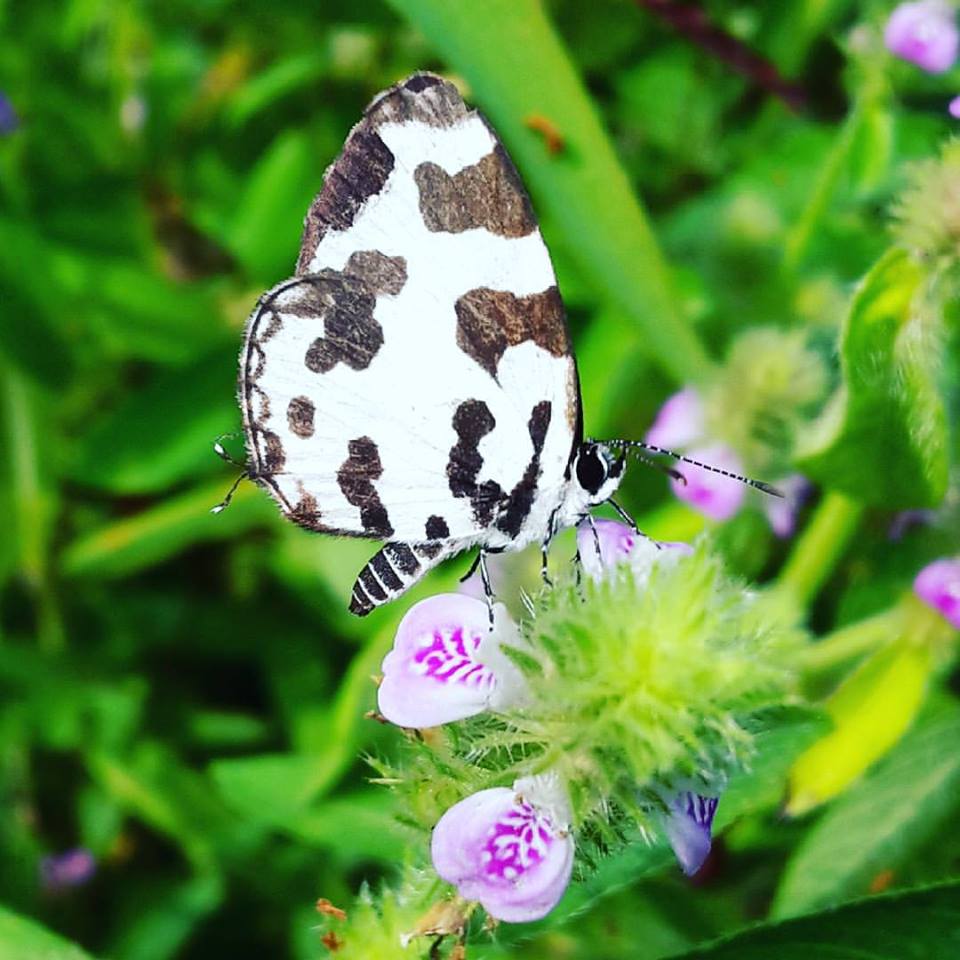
[230, 74, 772, 615]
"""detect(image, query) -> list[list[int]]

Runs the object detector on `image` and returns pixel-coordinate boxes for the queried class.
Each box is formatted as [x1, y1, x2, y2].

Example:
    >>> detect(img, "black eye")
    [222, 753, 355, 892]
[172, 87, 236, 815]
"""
[576, 445, 607, 494]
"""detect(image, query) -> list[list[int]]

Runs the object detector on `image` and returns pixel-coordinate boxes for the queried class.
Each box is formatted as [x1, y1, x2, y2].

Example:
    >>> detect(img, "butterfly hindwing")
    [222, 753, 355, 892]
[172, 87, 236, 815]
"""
[240, 73, 580, 565]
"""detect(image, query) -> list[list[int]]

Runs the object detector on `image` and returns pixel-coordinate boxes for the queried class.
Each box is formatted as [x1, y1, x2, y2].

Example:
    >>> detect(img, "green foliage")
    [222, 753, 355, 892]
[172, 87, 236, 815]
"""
[671, 881, 960, 959]
[1, 0, 958, 957]
[796, 248, 950, 508]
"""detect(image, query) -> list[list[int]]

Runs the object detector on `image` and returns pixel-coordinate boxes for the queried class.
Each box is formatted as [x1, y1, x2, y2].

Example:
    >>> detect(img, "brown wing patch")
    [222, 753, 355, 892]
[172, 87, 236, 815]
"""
[454, 286, 570, 379]
[297, 73, 468, 272]
[286, 396, 315, 438]
[414, 146, 536, 238]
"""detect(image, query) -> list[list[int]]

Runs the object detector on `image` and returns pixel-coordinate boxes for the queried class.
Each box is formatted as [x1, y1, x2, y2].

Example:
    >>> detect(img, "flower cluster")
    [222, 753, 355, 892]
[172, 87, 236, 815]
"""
[646, 327, 826, 533]
[372, 524, 801, 928]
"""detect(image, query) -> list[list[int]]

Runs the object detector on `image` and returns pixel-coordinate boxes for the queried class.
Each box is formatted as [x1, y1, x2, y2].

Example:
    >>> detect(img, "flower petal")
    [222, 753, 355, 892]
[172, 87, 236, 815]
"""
[577, 519, 692, 582]
[431, 775, 574, 923]
[885, 1, 959, 73]
[761, 473, 810, 538]
[664, 792, 719, 877]
[913, 557, 960, 629]
[378, 595, 526, 727]
[40, 849, 96, 893]
[645, 387, 705, 449]
[671, 443, 746, 522]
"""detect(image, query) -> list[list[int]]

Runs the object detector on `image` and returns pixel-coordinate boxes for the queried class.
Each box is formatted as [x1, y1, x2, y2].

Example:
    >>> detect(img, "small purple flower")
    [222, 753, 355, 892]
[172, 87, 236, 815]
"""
[950, 94, 960, 116]
[646, 388, 807, 534]
[0, 94, 18, 135]
[885, 1, 959, 73]
[377, 594, 528, 728]
[40, 848, 96, 893]
[576, 518, 692, 583]
[431, 773, 574, 922]
[662, 791, 720, 877]
[914, 557, 960, 629]
[645, 387, 705, 449]
[671, 443, 747, 522]
[761, 473, 810, 538]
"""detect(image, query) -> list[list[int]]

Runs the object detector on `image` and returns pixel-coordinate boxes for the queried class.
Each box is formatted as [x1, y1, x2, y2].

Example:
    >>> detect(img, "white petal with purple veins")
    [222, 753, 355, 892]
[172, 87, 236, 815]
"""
[431, 774, 574, 922]
[378, 594, 527, 727]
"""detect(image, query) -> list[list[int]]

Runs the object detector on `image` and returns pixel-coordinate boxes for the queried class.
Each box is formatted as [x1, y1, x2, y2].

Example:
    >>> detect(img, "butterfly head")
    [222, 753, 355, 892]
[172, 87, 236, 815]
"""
[570, 441, 626, 507]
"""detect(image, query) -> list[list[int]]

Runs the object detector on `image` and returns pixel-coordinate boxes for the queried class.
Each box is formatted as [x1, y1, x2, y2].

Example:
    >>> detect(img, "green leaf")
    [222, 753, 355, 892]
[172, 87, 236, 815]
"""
[0, 906, 97, 960]
[0, 217, 72, 385]
[667, 881, 960, 959]
[796, 248, 949, 508]
[60, 479, 276, 579]
[66, 348, 239, 495]
[788, 636, 933, 815]
[774, 703, 960, 918]
[226, 129, 319, 284]
[385, 0, 711, 385]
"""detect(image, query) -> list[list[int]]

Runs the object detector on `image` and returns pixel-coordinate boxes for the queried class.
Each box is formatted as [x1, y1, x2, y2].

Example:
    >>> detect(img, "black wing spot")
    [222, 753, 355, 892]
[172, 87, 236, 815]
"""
[337, 436, 393, 537]
[496, 401, 552, 539]
[448, 400, 503, 526]
[425, 515, 450, 540]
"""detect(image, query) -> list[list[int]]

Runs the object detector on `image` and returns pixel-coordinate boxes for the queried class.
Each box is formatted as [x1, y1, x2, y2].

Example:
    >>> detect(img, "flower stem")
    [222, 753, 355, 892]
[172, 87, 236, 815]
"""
[782, 101, 865, 274]
[796, 606, 902, 675]
[775, 490, 864, 612]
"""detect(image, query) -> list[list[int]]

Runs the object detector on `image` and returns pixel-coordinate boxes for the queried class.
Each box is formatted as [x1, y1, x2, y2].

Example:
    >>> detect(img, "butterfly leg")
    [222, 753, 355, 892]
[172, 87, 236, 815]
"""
[607, 499, 661, 550]
[477, 550, 496, 627]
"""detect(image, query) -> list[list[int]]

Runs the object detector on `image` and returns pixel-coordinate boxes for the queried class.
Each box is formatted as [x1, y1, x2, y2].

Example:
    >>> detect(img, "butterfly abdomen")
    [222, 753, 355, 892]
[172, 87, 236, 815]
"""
[350, 540, 462, 616]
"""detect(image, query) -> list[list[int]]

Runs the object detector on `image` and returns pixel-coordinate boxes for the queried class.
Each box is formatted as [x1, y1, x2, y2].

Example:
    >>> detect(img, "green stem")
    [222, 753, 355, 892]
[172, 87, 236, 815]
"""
[775, 490, 864, 611]
[796, 606, 902, 676]
[782, 100, 865, 274]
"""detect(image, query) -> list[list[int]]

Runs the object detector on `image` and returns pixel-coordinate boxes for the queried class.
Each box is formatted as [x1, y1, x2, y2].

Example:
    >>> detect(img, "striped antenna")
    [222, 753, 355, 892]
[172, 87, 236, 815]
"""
[606, 439, 783, 498]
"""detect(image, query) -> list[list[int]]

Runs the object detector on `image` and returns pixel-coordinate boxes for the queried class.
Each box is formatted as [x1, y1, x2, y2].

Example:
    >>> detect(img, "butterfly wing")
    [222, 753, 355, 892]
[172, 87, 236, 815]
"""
[240, 74, 580, 550]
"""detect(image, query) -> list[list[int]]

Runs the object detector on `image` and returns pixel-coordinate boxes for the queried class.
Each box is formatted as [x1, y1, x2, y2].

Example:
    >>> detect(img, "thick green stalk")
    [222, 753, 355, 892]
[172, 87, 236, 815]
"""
[387, 0, 713, 385]
[775, 490, 864, 611]
[796, 606, 902, 675]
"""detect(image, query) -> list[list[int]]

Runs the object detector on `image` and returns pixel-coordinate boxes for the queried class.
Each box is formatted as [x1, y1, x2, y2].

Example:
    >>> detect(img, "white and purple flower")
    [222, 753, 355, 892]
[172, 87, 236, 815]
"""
[661, 791, 720, 877]
[646, 387, 808, 535]
[885, 1, 959, 73]
[431, 773, 574, 923]
[377, 594, 528, 728]
[576, 518, 692, 583]
[914, 557, 960, 629]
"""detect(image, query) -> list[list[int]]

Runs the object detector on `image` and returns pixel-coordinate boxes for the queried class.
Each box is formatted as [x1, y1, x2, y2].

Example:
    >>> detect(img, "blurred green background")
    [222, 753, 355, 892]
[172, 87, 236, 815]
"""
[1, 1, 958, 958]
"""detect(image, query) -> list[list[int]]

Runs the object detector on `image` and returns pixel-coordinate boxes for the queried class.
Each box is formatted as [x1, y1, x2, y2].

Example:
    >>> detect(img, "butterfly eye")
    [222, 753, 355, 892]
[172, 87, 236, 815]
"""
[576, 445, 608, 495]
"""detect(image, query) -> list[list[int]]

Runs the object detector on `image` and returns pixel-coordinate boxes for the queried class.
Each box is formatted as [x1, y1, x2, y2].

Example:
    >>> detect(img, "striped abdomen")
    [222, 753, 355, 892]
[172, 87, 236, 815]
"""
[350, 541, 460, 616]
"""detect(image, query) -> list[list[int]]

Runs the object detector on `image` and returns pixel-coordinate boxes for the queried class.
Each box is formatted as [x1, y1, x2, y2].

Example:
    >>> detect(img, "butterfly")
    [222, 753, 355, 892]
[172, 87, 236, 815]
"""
[230, 73, 775, 616]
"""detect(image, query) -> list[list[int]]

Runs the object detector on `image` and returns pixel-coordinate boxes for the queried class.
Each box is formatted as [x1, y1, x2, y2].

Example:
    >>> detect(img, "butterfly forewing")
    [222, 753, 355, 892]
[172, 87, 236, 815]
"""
[240, 73, 580, 579]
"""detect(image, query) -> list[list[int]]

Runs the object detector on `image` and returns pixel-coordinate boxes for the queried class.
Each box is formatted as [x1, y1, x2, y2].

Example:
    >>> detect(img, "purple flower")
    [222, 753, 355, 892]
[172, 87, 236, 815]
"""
[885, 1, 959, 73]
[646, 388, 807, 535]
[914, 557, 960, 629]
[0, 94, 18, 135]
[671, 443, 747, 522]
[431, 773, 574, 922]
[576, 518, 692, 583]
[40, 849, 96, 893]
[950, 94, 960, 116]
[377, 594, 528, 728]
[761, 473, 810, 538]
[662, 791, 719, 877]
[645, 387, 705, 449]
